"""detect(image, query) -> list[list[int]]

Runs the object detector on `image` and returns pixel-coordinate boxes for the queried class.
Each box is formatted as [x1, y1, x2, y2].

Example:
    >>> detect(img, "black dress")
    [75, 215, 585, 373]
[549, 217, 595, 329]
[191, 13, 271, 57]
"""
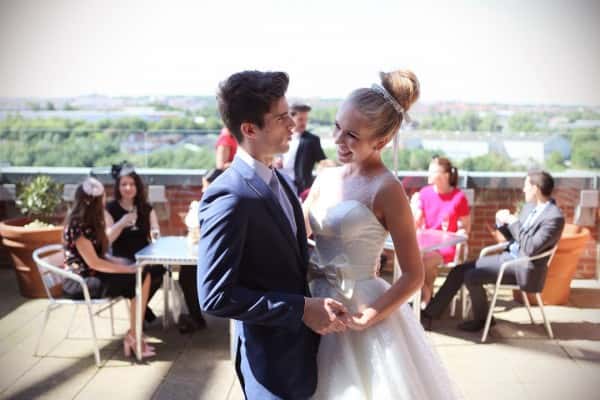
[62, 220, 151, 299]
[105, 200, 164, 303]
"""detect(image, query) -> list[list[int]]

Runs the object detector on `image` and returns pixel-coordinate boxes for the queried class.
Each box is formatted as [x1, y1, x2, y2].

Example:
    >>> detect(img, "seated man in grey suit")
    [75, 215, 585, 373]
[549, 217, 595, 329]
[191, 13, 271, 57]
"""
[422, 170, 565, 332]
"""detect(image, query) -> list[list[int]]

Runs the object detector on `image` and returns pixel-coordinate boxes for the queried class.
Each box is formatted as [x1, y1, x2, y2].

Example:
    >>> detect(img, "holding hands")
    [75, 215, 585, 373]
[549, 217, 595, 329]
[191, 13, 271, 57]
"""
[303, 298, 380, 334]
[303, 297, 349, 335]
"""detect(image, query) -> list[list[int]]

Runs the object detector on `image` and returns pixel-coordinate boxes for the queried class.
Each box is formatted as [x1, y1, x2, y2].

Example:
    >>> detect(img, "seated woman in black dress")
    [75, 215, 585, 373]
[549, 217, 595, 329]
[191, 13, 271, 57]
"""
[104, 163, 164, 324]
[62, 177, 156, 358]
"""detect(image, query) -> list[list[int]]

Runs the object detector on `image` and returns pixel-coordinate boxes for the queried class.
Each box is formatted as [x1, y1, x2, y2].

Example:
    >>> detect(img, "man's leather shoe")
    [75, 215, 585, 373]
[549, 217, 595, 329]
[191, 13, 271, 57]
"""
[420, 311, 434, 331]
[457, 317, 496, 332]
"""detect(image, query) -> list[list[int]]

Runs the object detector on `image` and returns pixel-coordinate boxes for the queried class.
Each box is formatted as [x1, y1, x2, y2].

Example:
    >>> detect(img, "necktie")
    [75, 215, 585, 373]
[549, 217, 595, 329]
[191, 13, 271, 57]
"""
[269, 172, 297, 236]
[522, 208, 538, 230]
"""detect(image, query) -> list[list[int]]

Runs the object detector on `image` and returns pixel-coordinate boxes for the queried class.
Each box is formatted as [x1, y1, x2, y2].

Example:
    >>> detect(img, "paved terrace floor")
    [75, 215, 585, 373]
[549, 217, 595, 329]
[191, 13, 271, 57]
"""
[0, 267, 599, 400]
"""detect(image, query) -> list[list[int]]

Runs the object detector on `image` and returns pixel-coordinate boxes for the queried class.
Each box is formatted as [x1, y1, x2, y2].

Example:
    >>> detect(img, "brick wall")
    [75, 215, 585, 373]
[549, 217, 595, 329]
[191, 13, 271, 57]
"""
[2, 177, 598, 278]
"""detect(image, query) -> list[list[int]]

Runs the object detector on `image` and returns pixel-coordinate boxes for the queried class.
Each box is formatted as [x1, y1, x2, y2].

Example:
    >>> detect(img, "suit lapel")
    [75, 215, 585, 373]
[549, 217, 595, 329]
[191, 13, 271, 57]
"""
[520, 200, 554, 235]
[232, 159, 302, 261]
[276, 170, 308, 266]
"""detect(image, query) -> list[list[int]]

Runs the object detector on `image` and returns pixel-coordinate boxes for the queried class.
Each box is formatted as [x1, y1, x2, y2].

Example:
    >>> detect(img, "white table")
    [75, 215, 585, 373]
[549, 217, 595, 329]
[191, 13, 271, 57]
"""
[134, 236, 197, 361]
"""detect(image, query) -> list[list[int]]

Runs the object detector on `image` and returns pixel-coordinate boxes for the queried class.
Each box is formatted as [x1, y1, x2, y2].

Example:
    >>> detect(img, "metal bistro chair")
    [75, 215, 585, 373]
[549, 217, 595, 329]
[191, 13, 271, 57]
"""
[479, 242, 557, 343]
[32, 244, 129, 367]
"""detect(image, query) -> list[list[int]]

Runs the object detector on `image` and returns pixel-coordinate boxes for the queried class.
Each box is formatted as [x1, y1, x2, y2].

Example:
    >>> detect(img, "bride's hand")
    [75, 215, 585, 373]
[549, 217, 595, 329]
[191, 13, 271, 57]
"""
[347, 308, 378, 331]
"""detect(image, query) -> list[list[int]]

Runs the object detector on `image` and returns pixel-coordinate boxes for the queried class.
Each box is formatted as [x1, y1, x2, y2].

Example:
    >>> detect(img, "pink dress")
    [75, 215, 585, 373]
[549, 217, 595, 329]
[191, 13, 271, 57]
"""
[418, 185, 470, 263]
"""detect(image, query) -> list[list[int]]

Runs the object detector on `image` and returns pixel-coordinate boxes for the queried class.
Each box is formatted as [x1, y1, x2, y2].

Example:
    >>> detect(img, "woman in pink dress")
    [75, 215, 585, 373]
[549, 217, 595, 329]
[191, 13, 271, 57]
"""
[412, 157, 471, 305]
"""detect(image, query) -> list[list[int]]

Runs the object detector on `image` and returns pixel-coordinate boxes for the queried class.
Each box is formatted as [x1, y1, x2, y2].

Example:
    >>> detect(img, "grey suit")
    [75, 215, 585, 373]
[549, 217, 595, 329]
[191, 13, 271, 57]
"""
[425, 200, 565, 321]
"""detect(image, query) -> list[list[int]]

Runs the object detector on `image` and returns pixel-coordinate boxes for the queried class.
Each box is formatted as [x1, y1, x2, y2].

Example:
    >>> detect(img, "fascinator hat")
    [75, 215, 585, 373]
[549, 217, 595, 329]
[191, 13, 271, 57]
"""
[81, 177, 104, 197]
[111, 161, 136, 180]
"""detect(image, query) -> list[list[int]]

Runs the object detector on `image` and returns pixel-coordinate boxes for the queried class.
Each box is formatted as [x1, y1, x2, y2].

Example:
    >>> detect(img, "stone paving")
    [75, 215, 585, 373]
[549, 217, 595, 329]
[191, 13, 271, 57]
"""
[0, 267, 599, 400]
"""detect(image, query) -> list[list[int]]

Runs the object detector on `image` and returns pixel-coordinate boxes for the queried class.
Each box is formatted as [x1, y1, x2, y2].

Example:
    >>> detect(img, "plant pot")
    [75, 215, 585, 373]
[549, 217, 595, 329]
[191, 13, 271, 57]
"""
[513, 224, 591, 306]
[0, 217, 63, 298]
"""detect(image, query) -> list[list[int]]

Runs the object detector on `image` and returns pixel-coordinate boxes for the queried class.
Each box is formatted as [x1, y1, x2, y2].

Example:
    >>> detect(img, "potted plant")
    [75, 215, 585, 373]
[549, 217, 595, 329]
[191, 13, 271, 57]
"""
[0, 175, 65, 298]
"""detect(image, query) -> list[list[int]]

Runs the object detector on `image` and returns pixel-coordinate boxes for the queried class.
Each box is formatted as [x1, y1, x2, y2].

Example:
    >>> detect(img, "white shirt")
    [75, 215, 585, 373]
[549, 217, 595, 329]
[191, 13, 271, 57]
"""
[235, 147, 297, 235]
[280, 132, 302, 181]
[236, 147, 273, 186]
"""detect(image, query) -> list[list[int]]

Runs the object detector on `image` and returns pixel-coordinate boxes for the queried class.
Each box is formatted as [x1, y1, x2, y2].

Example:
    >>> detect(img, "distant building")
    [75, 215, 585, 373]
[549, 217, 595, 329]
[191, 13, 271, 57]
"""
[502, 135, 571, 164]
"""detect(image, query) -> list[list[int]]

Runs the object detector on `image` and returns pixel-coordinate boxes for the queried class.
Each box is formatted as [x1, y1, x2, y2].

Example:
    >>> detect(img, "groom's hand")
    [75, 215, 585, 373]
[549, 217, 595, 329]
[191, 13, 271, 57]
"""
[302, 297, 348, 335]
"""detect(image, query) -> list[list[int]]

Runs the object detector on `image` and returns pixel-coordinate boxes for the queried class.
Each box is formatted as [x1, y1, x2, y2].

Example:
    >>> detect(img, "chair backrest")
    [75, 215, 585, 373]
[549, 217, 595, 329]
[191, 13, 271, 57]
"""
[148, 185, 170, 220]
[32, 244, 66, 300]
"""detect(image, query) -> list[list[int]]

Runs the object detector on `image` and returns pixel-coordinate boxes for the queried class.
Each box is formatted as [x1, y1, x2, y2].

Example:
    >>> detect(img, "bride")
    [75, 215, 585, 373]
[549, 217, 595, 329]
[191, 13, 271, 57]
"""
[303, 70, 461, 399]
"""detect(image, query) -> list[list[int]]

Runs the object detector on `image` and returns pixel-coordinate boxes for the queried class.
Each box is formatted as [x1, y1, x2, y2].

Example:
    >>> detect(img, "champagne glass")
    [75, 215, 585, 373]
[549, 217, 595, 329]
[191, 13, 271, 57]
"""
[129, 206, 139, 231]
[441, 213, 450, 232]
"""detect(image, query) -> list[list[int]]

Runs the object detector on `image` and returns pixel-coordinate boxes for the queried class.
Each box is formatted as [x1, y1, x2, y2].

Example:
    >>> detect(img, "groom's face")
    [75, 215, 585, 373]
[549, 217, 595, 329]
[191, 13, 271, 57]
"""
[255, 97, 295, 157]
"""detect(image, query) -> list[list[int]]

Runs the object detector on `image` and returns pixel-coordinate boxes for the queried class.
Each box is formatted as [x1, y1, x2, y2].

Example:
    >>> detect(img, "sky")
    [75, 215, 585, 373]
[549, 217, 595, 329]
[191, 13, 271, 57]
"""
[0, 0, 599, 105]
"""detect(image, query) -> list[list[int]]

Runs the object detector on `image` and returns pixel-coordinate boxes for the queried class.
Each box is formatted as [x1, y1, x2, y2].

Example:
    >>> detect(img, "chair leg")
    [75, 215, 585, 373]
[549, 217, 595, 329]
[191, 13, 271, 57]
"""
[481, 286, 500, 343]
[85, 302, 102, 367]
[65, 304, 78, 339]
[34, 304, 53, 356]
[124, 298, 131, 320]
[461, 286, 470, 320]
[109, 301, 115, 337]
[535, 293, 554, 339]
[521, 291, 536, 324]
[163, 267, 171, 329]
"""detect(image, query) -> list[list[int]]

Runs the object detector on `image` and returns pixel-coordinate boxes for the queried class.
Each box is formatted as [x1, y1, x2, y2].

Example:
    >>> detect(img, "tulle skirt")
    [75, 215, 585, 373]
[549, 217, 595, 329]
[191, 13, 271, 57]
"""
[310, 277, 462, 400]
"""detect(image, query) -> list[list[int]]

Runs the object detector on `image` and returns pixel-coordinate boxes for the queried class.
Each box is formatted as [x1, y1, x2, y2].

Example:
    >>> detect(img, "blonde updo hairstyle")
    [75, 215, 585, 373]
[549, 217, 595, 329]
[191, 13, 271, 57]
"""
[347, 70, 420, 140]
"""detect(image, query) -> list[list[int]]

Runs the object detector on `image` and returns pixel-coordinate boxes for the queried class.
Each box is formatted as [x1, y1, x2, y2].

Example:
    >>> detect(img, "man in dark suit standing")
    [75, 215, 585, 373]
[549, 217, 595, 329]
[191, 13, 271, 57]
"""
[422, 170, 565, 332]
[279, 102, 328, 194]
[198, 71, 347, 400]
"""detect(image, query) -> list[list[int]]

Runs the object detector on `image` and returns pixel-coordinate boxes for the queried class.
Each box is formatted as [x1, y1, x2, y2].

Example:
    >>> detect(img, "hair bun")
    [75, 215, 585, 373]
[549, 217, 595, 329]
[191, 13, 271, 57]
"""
[379, 70, 420, 112]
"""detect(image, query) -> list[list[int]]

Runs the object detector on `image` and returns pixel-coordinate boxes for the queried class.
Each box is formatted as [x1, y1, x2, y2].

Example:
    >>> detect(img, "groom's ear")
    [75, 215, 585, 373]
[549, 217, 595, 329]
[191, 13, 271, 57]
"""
[240, 122, 258, 141]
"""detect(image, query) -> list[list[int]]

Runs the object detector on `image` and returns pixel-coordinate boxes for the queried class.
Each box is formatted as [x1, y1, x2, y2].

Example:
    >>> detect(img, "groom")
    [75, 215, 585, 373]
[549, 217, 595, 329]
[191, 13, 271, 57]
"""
[197, 71, 347, 399]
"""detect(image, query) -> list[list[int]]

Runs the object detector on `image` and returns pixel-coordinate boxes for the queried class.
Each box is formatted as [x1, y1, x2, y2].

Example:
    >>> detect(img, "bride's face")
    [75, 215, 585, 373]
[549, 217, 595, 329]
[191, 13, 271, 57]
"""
[333, 101, 384, 164]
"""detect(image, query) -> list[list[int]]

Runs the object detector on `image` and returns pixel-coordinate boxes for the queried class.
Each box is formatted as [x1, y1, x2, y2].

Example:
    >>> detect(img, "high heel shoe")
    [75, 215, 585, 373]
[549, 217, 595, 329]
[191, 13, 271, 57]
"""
[123, 332, 156, 358]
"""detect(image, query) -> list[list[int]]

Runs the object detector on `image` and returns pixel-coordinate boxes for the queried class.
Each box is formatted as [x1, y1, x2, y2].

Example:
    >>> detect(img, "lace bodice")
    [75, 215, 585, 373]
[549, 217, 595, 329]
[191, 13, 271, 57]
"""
[308, 168, 389, 297]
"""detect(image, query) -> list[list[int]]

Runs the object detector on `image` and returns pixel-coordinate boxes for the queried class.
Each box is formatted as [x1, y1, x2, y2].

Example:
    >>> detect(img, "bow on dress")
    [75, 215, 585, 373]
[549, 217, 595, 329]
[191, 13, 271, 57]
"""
[308, 250, 375, 299]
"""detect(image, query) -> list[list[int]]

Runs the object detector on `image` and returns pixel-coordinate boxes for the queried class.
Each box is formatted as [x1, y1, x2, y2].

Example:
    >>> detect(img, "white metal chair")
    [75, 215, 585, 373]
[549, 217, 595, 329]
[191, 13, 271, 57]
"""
[32, 244, 128, 367]
[479, 242, 557, 343]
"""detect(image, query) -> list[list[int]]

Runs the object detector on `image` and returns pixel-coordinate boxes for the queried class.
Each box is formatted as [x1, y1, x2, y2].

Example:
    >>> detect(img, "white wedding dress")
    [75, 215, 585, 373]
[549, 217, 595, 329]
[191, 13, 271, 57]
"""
[308, 168, 461, 400]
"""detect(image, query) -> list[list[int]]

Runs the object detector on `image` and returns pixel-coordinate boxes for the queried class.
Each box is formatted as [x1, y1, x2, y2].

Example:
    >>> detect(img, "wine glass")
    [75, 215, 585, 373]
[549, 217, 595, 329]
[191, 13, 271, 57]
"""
[441, 213, 450, 232]
[129, 206, 139, 231]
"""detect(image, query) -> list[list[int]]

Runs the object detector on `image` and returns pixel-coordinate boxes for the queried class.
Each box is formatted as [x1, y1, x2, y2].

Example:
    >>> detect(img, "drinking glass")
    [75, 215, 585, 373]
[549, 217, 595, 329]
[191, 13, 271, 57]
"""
[129, 206, 139, 231]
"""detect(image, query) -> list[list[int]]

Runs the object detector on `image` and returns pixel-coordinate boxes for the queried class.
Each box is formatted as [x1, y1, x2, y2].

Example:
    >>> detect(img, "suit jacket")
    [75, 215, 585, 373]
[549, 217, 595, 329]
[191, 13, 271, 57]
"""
[293, 131, 326, 194]
[504, 199, 565, 292]
[197, 157, 319, 399]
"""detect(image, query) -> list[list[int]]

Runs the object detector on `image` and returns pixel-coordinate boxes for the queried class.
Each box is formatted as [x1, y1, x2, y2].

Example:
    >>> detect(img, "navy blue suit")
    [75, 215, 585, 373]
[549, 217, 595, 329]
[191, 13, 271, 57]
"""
[198, 157, 319, 399]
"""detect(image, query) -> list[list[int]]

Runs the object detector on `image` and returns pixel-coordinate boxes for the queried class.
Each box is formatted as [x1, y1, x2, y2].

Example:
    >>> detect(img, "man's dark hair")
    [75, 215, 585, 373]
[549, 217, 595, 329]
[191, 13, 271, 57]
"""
[290, 102, 312, 116]
[217, 71, 289, 143]
[528, 170, 554, 197]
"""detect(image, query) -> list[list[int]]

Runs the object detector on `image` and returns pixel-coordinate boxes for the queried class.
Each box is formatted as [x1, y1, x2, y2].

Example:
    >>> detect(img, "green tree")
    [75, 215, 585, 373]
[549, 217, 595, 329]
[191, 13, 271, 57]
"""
[459, 111, 481, 131]
[479, 113, 501, 132]
[508, 113, 537, 132]
[460, 153, 522, 171]
[545, 151, 566, 171]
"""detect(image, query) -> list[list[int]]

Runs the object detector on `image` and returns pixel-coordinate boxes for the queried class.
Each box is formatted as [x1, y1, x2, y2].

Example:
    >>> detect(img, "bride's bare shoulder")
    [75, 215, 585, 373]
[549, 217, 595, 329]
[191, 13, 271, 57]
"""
[374, 170, 408, 203]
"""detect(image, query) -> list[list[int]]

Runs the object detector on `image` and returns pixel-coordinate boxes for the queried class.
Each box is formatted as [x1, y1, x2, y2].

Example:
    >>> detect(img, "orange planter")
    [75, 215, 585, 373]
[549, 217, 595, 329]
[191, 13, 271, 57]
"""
[0, 217, 63, 298]
[514, 224, 591, 305]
